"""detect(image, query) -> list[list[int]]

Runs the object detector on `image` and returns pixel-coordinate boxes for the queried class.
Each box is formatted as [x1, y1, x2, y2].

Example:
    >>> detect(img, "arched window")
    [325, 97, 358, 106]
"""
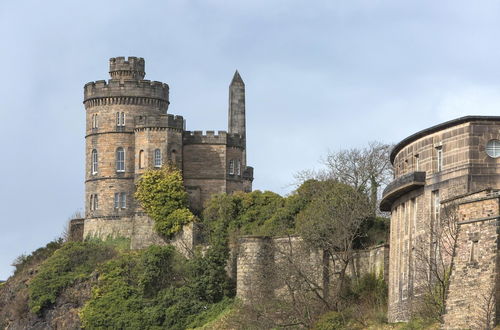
[154, 149, 162, 167]
[139, 150, 145, 169]
[116, 147, 125, 172]
[91, 114, 98, 129]
[91, 149, 98, 174]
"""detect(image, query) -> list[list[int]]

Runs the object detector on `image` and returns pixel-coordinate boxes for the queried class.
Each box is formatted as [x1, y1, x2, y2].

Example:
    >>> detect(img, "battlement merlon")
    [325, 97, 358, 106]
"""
[83, 79, 169, 103]
[134, 114, 184, 130]
[183, 130, 245, 148]
[109, 56, 145, 80]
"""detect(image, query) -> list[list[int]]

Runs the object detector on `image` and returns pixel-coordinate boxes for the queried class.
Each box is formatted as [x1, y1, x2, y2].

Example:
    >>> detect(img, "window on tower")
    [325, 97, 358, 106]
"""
[116, 147, 125, 172]
[229, 160, 235, 175]
[154, 149, 162, 167]
[91, 149, 98, 175]
[436, 146, 443, 172]
[90, 194, 98, 211]
[237, 159, 241, 176]
[114, 192, 127, 209]
[139, 150, 145, 169]
[116, 112, 125, 131]
[121, 192, 127, 209]
[91, 114, 98, 130]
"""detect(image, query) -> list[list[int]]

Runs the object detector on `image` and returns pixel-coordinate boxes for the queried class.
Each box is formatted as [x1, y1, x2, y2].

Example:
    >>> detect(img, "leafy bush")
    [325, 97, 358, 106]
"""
[81, 244, 234, 330]
[28, 241, 116, 315]
[135, 164, 195, 237]
[12, 238, 64, 275]
[313, 311, 348, 329]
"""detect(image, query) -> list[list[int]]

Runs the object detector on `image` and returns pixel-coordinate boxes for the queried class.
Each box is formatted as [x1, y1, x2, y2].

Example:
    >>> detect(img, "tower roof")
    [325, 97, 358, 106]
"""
[231, 70, 244, 85]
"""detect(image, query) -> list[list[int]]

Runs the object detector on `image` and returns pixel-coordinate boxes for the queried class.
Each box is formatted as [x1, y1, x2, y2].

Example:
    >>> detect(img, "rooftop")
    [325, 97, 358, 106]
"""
[390, 115, 500, 164]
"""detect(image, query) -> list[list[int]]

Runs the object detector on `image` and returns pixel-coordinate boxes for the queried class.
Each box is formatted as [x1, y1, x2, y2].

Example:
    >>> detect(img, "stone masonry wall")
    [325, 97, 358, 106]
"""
[236, 236, 389, 303]
[443, 195, 500, 329]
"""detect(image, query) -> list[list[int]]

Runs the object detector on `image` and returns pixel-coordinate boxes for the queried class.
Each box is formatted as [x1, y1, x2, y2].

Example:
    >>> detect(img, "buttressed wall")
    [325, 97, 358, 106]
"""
[380, 116, 500, 322]
[82, 56, 253, 249]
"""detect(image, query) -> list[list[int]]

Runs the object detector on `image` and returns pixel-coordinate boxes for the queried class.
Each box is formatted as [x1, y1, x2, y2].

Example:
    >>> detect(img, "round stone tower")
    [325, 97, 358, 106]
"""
[83, 56, 170, 237]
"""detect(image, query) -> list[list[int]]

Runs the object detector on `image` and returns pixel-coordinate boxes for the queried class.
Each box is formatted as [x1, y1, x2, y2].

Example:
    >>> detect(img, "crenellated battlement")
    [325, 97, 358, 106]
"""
[109, 56, 145, 80]
[183, 130, 245, 147]
[83, 79, 169, 104]
[134, 114, 184, 130]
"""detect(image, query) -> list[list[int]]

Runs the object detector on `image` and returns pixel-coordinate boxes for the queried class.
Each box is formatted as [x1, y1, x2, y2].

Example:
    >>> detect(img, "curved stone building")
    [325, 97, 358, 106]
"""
[380, 116, 500, 322]
[83, 56, 253, 248]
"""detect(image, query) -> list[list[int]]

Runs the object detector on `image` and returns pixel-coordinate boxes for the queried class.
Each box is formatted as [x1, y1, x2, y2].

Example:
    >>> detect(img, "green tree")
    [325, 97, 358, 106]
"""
[296, 180, 372, 306]
[135, 164, 195, 237]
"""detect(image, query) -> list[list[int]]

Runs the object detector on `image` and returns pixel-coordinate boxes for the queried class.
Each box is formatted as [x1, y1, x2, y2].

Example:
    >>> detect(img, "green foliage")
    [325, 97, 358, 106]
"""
[135, 164, 195, 237]
[399, 318, 438, 329]
[28, 241, 116, 315]
[12, 238, 64, 275]
[185, 297, 234, 329]
[313, 311, 348, 329]
[296, 180, 371, 252]
[203, 187, 315, 239]
[80, 244, 233, 329]
[84, 236, 131, 251]
[350, 273, 388, 309]
[187, 245, 233, 303]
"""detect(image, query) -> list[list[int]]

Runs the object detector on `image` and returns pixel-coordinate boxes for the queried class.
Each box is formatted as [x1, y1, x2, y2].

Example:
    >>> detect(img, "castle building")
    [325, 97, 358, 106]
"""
[82, 56, 253, 248]
[380, 116, 500, 324]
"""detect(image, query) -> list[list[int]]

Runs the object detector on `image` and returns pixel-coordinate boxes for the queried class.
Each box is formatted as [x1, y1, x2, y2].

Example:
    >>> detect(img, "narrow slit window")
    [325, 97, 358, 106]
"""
[139, 150, 145, 169]
[237, 160, 241, 176]
[436, 146, 443, 172]
[229, 160, 235, 175]
[120, 192, 127, 209]
[154, 149, 162, 167]
[91, 149, 98, 175]
[116, 147, 125, 172]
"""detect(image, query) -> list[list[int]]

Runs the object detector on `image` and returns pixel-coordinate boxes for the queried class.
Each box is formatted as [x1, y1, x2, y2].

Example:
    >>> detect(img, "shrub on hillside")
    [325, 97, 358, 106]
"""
[12, 238, 64, 275]
[28, 241, 116, 315]
[80, 244, 234, 329]
[135, 164, 195, 237]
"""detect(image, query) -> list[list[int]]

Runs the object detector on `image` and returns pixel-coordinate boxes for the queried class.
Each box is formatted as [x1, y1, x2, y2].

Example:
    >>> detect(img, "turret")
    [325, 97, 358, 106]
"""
[228, 70, 246, 163]
[109, 56, 145, 80]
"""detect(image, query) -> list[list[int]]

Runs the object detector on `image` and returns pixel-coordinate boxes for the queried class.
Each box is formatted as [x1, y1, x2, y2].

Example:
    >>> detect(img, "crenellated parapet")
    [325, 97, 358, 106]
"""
[134, 114, 184, 130]
[109, 56, 145, 80]
[83, 80, 169, 104]
[183, 130, 245, 147]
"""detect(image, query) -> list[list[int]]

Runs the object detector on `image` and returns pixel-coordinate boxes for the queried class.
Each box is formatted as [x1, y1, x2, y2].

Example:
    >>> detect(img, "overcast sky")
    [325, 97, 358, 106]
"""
[2, 0, 500, 279]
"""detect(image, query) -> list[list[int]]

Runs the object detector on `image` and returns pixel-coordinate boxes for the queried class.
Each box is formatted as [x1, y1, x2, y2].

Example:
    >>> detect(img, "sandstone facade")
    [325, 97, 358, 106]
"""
[381, 116, 500, 322]
[81, 57, 253, 249]
[442, 190, 500, 329]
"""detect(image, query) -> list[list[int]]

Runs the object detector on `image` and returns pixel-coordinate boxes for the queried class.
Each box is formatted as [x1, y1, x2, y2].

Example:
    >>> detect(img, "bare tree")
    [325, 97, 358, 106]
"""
[295, 180, 372, 308]
[413, 202, 460, 321]
[323, 141, 393, 214]
[295, 141, 393, 216]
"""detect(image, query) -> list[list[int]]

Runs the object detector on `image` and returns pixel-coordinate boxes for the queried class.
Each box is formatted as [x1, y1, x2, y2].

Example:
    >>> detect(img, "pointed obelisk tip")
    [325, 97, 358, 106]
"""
[231, 70, 244, 85]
